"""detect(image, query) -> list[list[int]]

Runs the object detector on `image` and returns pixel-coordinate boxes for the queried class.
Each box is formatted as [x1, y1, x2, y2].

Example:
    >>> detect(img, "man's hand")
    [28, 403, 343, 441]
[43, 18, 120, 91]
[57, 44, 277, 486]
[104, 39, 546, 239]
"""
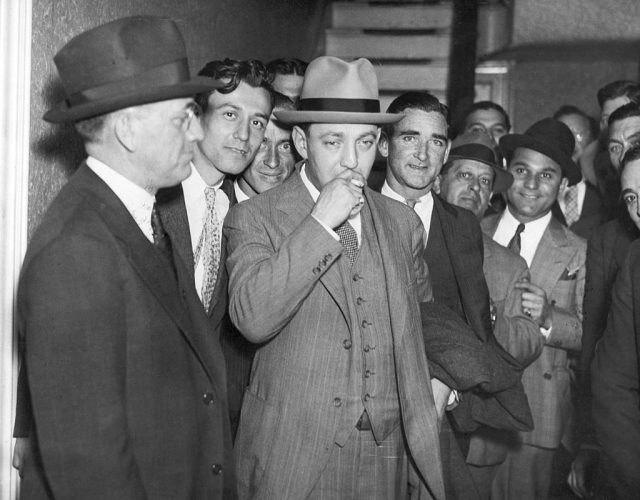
[311, 170, 366, 229]
[12, 437, 30, 478]
[515, 279, 552, 329]
[431, 378, 452, 422]
[567, 448, 599, 498]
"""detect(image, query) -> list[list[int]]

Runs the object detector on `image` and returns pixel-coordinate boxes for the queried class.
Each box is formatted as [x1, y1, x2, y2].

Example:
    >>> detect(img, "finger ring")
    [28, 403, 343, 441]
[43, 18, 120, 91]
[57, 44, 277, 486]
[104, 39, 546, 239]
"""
[524, 309, 531, 317]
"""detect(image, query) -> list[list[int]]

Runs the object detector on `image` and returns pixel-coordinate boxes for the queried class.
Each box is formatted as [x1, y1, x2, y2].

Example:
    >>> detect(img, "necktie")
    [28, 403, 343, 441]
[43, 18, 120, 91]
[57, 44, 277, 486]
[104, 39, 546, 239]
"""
[405, 198, 420, 209]
[151, 203, 176, 275]
[195, 186, 222, 313]
[507, 223, 525, 255]
[564, 186, 579, 226]
[335, 221, 359, 266]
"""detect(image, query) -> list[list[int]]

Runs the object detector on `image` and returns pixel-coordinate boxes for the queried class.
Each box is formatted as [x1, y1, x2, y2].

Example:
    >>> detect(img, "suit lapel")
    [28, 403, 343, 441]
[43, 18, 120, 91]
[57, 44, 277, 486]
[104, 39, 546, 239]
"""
[530, 218, 573, 293]
[276, 172, 349, 322]
[77, 166, 216, 382]
[156, 184, 195, 279]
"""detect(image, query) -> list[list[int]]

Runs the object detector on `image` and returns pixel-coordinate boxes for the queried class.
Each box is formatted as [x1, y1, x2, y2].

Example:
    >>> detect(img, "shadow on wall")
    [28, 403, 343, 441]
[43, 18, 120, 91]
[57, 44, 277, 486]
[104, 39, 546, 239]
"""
[32, 77, 85, 178]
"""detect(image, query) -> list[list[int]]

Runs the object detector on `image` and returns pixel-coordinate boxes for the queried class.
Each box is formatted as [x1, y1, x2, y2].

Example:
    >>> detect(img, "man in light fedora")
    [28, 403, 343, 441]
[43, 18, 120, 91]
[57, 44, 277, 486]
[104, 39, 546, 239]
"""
[482, 118, 586, 500]
[224, 56, 447, 499]
[437, 131, 543, 497]
[14, 16, 235, 499]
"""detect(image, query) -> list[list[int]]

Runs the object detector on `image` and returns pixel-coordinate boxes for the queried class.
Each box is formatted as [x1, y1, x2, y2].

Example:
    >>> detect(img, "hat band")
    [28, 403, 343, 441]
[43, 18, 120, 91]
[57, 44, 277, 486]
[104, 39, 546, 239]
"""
[300, 98, 380, 113]
[66, 59, 190, 107]
[450, 143, 497, 166]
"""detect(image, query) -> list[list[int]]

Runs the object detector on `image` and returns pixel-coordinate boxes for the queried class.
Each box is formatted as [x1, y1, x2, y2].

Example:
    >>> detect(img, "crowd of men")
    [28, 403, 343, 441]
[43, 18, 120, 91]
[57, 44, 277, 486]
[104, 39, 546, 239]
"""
[12, 15, 640, 500]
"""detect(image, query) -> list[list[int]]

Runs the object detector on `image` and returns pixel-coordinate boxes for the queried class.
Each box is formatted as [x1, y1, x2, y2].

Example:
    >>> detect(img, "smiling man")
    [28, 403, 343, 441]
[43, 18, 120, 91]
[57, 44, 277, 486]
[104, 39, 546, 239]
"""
[234, 92, 296, 200]
[224, 57, 446, 500]
[482, 118, 586, 500]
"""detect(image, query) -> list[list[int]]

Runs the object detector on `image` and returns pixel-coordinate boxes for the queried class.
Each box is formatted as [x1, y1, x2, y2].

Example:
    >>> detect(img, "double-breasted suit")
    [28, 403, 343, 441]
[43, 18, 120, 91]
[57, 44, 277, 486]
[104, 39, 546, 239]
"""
[224, 171, 445, 500]
[19, 164, 235, 499]
[482, 214, 586, 449]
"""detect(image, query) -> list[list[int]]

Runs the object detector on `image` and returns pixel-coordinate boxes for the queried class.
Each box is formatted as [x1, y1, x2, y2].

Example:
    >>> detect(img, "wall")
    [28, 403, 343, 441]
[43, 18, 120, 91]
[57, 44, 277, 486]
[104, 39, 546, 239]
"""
[29, 0, 326, 236]
[504, 0, 640, 131]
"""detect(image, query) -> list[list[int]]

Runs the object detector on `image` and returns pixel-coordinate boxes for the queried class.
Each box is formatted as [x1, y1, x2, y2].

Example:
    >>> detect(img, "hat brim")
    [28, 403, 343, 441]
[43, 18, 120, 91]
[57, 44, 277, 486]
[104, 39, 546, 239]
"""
[500, 134, 581, 186]
[274, 109, 401, 125]
[44, 76, 222, 124]
[447, 153, 513, 194]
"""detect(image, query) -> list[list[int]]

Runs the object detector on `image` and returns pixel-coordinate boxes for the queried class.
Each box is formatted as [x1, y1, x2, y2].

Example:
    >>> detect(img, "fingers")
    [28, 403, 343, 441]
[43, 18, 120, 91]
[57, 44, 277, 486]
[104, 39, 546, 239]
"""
[514, 281, 543, 295]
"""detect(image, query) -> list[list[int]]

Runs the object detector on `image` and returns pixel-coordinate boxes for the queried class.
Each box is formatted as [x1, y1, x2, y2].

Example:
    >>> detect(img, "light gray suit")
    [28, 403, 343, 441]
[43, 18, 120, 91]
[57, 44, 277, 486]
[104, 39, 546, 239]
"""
[224, 171, 445, 500]
[482, 213, 586, 499]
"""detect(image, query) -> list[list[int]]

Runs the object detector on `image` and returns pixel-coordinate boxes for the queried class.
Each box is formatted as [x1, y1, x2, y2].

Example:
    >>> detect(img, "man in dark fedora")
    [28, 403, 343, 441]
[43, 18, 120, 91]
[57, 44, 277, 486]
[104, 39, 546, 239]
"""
[482, 118, 586, 500]
[15, 16, 235, 499]
[224, 56, 447, 499]
[437, 131, 543, 497]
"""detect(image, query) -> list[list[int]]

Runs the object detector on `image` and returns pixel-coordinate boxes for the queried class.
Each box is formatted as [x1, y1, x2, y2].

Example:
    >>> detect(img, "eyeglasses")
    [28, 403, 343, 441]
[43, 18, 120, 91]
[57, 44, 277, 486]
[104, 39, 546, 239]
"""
[172, 102, 202, 132]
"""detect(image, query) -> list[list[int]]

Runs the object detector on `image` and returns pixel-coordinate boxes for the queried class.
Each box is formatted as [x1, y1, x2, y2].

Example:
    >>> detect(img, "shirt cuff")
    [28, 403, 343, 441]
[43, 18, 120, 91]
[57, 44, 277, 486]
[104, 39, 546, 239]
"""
[540, 324, 552, 339]
[311, 215, 339, 241]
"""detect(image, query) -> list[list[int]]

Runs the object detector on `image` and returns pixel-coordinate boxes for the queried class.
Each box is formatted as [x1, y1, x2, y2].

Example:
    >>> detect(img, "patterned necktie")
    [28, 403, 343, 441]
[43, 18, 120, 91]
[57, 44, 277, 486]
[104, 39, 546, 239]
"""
[405, 198, 420, 209]
[195, 186, 222, 313]
[564, 185, 580, 226]
[335, 221, 359, 266]
[151, 203, 176, 276]
[507, 223, 525, 255]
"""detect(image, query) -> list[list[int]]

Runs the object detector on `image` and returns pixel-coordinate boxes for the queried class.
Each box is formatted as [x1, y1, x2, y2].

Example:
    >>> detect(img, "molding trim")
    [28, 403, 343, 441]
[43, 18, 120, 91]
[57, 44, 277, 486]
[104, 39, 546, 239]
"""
[0, 0, 32, 497]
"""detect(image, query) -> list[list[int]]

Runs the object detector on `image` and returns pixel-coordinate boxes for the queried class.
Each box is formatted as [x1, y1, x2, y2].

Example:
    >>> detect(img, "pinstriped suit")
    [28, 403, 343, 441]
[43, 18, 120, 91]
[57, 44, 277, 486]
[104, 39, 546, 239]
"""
[224, 171, 445, 500]
[482, 213, 586, 498]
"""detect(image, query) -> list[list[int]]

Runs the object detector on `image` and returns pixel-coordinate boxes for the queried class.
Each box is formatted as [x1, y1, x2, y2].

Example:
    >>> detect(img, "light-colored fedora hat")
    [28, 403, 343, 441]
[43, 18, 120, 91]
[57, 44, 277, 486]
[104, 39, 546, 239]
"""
[44, 16, 222, 123]
[274, 56, 400, 125]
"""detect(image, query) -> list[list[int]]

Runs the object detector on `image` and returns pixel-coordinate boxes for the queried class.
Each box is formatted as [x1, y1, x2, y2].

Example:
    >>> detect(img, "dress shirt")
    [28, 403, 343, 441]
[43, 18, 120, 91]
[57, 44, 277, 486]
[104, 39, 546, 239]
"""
[86, 156, 155, 242]
[493, 207, 551, 268]
[182, 163, 230, 301]
[234, 179, 251, 203]
[381, 181, 433, 244]
[300, 164, 362, 245]
[557, 179, 586, 219]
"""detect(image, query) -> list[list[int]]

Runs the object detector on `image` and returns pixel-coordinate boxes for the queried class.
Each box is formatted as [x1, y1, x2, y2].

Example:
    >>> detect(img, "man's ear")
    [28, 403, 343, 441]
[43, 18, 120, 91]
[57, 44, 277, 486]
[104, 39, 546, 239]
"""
[443, 139, 451, 164]
[378, 130, 389, 158]
[559, 176, 570, 195]
[113, 110, 138, 153]
[292, 125, 308, 160]
[434, 175, 442, 194]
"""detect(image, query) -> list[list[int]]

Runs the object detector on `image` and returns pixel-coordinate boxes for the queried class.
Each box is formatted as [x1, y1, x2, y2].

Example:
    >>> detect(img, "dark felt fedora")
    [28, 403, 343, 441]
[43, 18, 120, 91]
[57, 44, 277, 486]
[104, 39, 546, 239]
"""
[44, 16, 222, 123]
[499, 118, 582, 185]
[448, 130, 513, 193]
[274, 56, 401, 125]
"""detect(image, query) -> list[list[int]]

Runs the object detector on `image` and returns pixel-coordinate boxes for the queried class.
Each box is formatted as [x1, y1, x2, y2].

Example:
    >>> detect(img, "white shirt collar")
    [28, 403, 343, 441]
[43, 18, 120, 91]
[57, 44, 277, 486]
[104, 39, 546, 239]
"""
[234, 179, 251, 203]
[494, 206, 552, 267]
[380, 180, 432, 244]
[86, 156, 156, 242]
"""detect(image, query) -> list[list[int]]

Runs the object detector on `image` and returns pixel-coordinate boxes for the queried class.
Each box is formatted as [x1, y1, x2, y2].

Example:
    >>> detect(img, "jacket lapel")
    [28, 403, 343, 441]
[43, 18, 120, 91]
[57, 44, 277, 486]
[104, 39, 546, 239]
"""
[276, 172, 349, 323]
[76, 166, 216, 382]
[530, 217, 573, 293]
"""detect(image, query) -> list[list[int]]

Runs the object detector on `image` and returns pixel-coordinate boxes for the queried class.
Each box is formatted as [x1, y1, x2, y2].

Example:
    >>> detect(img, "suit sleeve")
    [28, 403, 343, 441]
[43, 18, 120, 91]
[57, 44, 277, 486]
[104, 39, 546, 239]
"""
[493, 264, 544, 367]
[224, 202, 343, 342]
[21, 233, 147, 499]
[591, 249, 640, 486]
[546, 246, 585, 351]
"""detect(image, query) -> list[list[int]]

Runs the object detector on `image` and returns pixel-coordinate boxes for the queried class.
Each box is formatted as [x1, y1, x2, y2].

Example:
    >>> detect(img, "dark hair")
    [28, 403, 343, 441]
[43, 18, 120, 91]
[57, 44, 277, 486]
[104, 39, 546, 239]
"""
[608, 101, 640, 128]
[266, 58, 308, 80]
[553, 104, 597, 142]
[196, 58, 274, 113]
[74, 113, 111, 143]
[597, 80, 640, 108]
[383, 91, 449, 137]
[455, 101, 510, 138]
[620, 143, 640, 175]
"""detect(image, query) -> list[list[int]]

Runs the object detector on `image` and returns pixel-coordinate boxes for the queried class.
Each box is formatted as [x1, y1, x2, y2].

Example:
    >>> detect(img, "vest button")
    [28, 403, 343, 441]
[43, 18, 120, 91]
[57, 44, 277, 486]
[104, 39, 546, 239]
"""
[361, 319, 370, 328]
[342, 339, 352, 350]
[356, 297, 365, 305]
[333, 397, 342, 407]
[352, 274, 361, 282]
[365, 369, 375, 378]
[364, 393, 372, 402]
[202, 392, 215, 405]
[211, 463, 223, 475]
[543, 372, 552, 380]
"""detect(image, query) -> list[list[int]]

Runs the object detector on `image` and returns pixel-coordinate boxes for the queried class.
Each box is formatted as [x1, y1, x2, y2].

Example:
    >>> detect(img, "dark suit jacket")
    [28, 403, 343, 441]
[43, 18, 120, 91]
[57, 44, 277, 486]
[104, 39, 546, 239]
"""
[19, 164, 234, 499]
[156, 178, 252, 438]
[552, 182, 607, 240]
[591, 239, 640, 498]
[225, 171, 446, 499]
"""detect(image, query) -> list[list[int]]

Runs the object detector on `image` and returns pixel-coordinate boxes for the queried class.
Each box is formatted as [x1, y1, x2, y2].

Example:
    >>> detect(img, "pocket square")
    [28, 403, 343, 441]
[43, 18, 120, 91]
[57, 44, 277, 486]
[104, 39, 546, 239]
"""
[559, 266, 579, 281]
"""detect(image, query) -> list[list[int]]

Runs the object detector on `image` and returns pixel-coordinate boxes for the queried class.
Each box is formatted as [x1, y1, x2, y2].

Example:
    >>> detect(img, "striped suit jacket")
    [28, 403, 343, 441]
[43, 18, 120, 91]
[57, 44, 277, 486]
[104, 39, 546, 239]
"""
[224, 171, 445, 500]
[482, 214, 586, 448]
